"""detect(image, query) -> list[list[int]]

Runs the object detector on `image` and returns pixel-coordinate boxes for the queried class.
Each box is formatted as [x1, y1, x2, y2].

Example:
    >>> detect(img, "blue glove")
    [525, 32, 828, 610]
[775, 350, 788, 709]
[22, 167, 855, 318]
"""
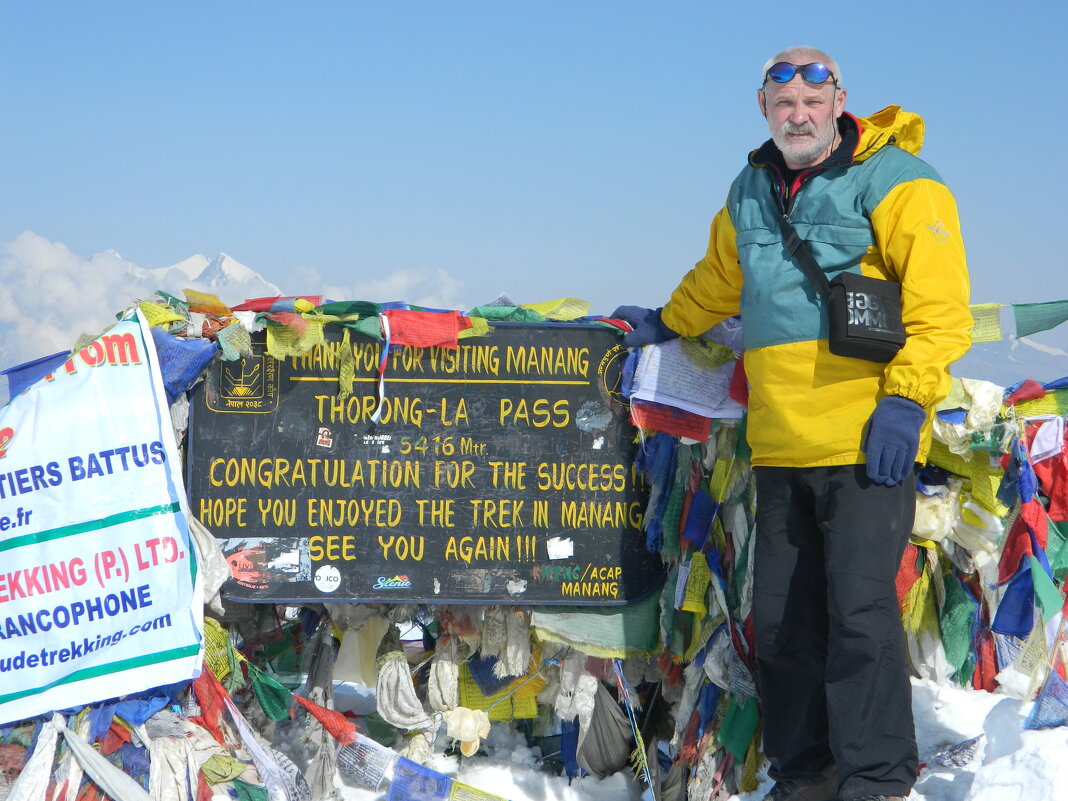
[863, 395, 927, 486]
[611, 306, 680, 348]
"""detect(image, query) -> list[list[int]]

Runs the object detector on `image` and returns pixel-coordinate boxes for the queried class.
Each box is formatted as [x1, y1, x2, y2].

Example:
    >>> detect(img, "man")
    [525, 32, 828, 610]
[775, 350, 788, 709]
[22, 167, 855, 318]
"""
[614, 47, 971, 801]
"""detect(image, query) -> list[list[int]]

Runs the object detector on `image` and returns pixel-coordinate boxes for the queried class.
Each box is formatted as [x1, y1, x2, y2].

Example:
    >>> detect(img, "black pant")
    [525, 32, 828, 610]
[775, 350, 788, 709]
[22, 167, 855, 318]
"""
[753, 465, 918, 801]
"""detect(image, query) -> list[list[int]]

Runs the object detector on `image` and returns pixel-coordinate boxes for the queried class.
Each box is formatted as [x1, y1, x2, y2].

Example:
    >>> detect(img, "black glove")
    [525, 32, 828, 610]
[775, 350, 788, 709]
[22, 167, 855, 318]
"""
[611, 306, 680, 348]
[863, 395, 927, 486]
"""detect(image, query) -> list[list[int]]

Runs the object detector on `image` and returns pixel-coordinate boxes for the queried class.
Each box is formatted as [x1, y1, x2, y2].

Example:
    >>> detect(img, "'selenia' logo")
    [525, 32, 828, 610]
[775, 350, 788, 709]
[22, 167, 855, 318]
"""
[373, 574, 412, 590]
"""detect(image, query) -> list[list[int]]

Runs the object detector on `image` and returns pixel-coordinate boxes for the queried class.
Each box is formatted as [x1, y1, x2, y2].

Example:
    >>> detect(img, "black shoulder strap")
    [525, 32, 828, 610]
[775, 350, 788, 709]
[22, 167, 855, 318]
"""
[776, 213, 832, 298]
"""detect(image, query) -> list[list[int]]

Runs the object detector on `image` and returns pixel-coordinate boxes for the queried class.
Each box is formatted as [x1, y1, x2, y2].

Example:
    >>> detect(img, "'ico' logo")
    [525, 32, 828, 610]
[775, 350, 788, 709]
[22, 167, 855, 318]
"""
[313, 565, 341, 593]
[373, 574, 412, 590]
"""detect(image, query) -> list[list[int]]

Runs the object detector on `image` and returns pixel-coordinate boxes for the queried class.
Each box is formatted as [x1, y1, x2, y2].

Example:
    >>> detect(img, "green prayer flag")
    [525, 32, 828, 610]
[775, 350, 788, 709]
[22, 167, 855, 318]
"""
[734, 416, 751, 463]
[363, 712, 402, 746]
[529, 588, 663, 655]
[660, 446, 692, 562]
[352, 315, 384, 340]
[1013, 300, 1068, 338]
[251, 667, 292, 721]
[154, 290, 190, 314]
[939, 572, 978, 679]
[233, 778, 270, 801]
[717, 694, 759, 761]
[1048, 521, 1068, 584]
[1030, 555, 1063, 624]
[201, 754, 246, 784]
[222, 643, 246, 694]
[316, 300, 381, 317]
[469, 305, 546, 322]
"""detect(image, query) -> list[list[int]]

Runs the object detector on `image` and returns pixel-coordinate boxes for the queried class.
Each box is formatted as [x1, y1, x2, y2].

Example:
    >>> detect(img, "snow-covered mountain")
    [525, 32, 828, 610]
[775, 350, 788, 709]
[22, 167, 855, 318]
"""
[147, 252, 280, 296]
[0, 234, 284, 390]
[90, 249, 282, 300]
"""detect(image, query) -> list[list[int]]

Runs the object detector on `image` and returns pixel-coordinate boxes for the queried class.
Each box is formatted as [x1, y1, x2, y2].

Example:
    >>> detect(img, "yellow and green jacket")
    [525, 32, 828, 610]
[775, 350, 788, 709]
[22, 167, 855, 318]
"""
[662, 106, 972, 468]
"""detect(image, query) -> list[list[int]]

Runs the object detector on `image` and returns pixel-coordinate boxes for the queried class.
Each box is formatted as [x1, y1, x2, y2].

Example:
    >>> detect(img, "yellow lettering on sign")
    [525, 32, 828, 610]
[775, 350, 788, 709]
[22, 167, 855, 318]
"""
[498, 398, 570, 428]
[443, 536, 513, 563]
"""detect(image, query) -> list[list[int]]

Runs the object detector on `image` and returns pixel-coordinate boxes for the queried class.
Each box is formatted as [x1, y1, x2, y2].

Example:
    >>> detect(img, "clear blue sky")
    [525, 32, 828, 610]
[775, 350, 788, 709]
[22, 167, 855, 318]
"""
[1, 1, 1065, 317]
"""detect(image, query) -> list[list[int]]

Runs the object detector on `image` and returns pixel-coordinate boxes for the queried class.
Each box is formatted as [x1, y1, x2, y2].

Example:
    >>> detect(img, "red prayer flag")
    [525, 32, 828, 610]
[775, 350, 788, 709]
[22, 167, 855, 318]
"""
[292, 693, 359, 744]
[997, 499, 1049, 584]
[728, 356, 749, 407]
[231, 296, 324, 312]
[630, 399, 712, 440]
[896, 543, 922, 611]
[190, 668, 231, 745]
[266, 312, 309, 335]
[382, 309, 466, 349]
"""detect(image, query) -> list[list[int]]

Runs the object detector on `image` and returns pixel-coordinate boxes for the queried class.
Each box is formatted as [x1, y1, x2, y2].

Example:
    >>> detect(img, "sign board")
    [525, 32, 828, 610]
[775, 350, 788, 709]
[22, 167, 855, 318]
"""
[186, 322, 664, 604]
[0, 312, 203, 726]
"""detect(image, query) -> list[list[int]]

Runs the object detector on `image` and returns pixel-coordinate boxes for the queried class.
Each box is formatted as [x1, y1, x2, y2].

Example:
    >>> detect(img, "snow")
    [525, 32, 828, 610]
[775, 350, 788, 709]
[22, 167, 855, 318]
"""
[159, 253, 212, 281]
[196, 252, 270, 288]
[142, 250, 281, 296]
[336, 723, 644, 801]
[329, 677, 1068, 801]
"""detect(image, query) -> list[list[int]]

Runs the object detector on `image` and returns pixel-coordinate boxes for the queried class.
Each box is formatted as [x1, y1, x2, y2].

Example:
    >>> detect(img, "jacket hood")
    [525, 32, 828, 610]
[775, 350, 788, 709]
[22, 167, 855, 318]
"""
[749, 106, 925, 172]
[854, 105, 925, 160]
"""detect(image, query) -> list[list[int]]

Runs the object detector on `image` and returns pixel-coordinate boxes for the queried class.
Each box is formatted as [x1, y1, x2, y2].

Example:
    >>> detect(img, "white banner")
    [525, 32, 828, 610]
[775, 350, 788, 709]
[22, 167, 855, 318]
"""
[0, 311, 203, 724]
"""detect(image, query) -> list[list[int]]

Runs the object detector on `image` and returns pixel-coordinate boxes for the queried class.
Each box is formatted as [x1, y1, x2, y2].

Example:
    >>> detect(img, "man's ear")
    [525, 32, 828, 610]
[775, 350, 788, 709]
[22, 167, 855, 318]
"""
[757, 89, 767, 118]
[834, 87, 847, 118]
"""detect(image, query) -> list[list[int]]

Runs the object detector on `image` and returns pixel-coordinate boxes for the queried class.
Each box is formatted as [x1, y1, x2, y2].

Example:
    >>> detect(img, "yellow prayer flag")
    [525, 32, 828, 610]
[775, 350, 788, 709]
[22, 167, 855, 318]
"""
[901, 567, 939, 635]
[449, 782, 508, 801]
[520, 298, 591, 321]
[338, 329, 356, 400]
[202, 617, 232, 680]
[683, 614, 724, 663]
[969, 303, 1003, 343]
[1015, 622, 1049, 674]
[183, 288, 232, 316]
[1013, 391, 1068, 417]
[925, 440, 1008, 517]
[681, 552, 711, 617]
[266, 320, 326, 359]
[457, 664, 540, 721]
[709, 459, 734, 503]
[740, 723, 763, 793]
[459, 316, 491, 339]
[1014, 622, 1050, 697]
[137, 301, 185, 328]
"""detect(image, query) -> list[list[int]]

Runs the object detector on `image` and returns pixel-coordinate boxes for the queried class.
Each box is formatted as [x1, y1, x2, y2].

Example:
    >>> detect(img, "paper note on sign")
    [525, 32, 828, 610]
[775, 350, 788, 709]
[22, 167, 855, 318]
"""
[546, 536, 574, 560]
[631, 338, 743, 418]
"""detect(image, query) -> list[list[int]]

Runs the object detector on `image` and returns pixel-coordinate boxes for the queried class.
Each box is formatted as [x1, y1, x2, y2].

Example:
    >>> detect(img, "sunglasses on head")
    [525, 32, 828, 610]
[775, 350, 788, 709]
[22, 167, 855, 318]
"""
[765, 62, 837, 86]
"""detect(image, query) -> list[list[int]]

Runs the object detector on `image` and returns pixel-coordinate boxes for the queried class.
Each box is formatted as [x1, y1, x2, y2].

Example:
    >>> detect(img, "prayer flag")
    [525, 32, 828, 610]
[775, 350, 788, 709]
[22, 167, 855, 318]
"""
[968, 303, 1003, 342]
[1014, 299, 1068, 338]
